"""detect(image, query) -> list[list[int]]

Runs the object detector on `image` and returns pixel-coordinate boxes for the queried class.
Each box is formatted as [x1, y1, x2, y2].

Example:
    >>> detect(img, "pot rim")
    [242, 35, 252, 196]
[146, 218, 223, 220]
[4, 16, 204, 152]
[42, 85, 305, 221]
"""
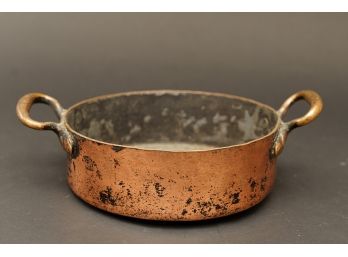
[63, 89, 281, 152]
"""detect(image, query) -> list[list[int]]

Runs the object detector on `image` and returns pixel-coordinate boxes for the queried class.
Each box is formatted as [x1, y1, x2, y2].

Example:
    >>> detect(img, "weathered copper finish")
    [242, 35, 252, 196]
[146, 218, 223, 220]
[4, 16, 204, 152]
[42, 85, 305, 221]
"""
[16, 90, 323, 221]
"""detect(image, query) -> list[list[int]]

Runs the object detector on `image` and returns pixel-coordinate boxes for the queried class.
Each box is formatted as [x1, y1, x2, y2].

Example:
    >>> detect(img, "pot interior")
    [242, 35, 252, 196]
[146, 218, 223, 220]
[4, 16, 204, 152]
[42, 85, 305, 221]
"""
[66, 91, 278, 151]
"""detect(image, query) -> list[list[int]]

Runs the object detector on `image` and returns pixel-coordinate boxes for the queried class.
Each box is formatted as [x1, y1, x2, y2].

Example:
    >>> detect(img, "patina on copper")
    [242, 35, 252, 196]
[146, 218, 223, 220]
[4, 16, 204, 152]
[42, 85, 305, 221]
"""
[16, 90, 323, 221]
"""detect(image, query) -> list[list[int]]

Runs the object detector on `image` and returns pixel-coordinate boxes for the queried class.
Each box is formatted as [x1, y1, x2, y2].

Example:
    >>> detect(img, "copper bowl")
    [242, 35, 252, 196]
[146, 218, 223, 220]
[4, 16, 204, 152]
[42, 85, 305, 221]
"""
[16, 90, 323, 221]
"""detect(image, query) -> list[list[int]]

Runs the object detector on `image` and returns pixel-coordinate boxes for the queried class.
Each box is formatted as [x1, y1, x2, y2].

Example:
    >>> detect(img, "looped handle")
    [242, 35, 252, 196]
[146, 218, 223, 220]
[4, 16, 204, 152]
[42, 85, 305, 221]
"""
[271, 90, 323, 158]
[16, 92, 75, 154]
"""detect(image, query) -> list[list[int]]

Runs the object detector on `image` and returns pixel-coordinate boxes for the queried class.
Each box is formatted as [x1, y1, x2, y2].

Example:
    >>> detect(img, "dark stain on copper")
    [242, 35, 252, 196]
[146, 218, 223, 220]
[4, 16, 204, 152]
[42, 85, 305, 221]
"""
[113, 159, 120, 168]
[231, 192, 240, 204]
[168, 179, 176, 183]
[154, 183, 165, 197]
[82, 155, 102, 179]
[70, 140, 80, 159]
[187, 186, 193, 192]
[248, 178, 257, 192]
[197, 201, 213, 217]
[186, 197, 192, 205]
[126, 188, 132, 198]
[83, 155, 95, 171]
[99, 186, 117, 205]
[154, 174, 164, 180]
[143, 182, 150, 195]
[260, 176, 268, 191]
[214, 204, 223, 210]
[182, 209, 188, 215]
[112, 145, 124, 152]
[194, 198, 229, 217]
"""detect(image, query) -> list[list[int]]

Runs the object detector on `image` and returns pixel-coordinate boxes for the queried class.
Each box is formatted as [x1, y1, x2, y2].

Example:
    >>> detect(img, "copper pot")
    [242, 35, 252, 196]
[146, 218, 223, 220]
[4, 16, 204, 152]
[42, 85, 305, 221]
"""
[16, 90, 323, 221]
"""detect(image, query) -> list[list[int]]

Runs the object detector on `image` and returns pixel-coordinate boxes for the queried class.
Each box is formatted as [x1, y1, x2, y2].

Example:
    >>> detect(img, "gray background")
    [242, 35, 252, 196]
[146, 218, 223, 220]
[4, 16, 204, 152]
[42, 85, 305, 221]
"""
[0, 13, 347, 243]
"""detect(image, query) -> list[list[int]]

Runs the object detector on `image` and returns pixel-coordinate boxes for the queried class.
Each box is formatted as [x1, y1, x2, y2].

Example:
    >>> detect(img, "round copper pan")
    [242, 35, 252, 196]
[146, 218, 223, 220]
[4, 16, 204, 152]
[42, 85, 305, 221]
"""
[16, 90, 323, 221]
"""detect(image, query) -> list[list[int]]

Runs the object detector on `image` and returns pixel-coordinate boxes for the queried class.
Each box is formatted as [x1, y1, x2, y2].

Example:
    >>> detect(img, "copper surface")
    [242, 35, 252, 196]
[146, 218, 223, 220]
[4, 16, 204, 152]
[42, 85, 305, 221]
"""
[16, 90, 323, 221]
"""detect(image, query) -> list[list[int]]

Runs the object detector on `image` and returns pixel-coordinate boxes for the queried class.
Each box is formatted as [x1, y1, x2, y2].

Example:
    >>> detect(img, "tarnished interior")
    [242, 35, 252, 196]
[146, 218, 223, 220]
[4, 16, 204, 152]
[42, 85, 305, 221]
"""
[66, 92, 278, 151]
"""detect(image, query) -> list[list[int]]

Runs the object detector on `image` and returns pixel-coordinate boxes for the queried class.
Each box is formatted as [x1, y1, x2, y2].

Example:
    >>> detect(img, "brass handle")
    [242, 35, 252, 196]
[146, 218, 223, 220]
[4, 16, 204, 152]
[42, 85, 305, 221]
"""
[271, 90, 323, 158]
[16, 92, 75, 154]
